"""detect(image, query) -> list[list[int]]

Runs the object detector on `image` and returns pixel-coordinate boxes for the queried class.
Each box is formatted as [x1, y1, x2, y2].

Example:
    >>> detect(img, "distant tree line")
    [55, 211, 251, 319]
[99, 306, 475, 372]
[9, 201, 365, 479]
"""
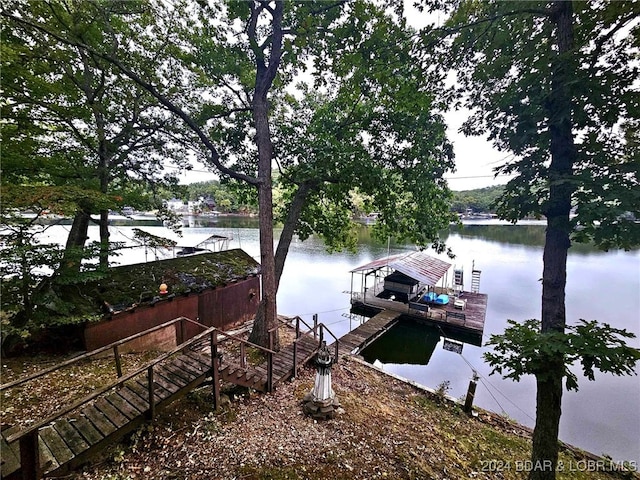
[180, 180, 258, 215]
[449, 185, 505, 214]
[182, 181, 504, 216]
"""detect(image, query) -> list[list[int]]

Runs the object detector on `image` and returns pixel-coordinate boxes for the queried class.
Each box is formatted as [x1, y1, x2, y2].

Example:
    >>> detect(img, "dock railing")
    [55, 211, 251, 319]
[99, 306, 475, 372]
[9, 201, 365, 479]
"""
[291, 315, 339, 379]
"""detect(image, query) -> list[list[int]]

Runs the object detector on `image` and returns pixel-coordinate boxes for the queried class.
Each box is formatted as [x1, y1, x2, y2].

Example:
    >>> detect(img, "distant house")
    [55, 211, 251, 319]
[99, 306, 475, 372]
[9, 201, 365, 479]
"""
[188, 196, 217, 214]
[164, 198, 187, 213]
[78, 249, 260, 351]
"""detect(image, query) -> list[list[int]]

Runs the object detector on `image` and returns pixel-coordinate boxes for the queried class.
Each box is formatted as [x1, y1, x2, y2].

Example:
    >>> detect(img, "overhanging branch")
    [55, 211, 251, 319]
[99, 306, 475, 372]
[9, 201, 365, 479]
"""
[3, 11, 260, 187]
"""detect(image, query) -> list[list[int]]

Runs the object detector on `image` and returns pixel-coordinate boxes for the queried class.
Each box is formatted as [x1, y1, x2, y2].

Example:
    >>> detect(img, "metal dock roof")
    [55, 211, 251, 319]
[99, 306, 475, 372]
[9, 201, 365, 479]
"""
[351, 251, 452, 286]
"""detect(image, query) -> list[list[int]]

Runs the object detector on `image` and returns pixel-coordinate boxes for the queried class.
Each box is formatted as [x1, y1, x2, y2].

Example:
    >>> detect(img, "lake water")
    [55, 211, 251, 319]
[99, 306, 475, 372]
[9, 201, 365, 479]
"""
[36, 216, 640, 463]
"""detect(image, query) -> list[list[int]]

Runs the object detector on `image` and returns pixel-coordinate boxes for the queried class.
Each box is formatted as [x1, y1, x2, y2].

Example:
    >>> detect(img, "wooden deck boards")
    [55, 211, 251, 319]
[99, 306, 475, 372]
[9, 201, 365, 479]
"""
[2, 331, 321, 480]
[337, 310, 402, 357]
[352, 289, 487, 340]
[342, 290, 487, 361]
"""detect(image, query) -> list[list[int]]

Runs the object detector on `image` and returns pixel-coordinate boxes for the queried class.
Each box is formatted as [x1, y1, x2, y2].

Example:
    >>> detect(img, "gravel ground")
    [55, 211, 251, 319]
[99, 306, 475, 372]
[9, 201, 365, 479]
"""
[63, 357, 635, 480]
[3, 325, 636, 480]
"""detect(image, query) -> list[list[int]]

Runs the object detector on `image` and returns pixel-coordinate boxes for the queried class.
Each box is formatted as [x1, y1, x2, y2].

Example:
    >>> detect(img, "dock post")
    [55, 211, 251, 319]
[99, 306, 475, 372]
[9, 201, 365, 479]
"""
[464, 373, 479, 415]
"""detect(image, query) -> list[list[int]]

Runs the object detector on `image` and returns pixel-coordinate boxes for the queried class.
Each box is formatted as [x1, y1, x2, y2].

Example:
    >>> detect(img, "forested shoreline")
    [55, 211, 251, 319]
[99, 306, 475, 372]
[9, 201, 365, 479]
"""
[181, 181, 506, 215]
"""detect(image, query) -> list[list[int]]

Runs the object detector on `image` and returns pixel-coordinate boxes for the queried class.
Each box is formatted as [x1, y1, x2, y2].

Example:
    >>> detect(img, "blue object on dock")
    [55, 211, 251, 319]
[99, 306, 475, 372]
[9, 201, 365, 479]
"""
[423, 292, 438, 303]
[435, 294, 449, 305]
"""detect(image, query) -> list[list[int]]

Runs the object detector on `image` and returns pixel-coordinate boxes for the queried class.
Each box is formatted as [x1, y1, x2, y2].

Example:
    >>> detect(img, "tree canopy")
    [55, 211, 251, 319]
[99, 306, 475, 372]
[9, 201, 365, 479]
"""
[1, 0, 193, 344]
[2, 0, 457, 348]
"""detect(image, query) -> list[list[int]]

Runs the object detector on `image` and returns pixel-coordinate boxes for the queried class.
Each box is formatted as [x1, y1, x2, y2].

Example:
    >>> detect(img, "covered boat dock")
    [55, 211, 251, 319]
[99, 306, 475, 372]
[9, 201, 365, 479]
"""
[349, 251, 488, 344]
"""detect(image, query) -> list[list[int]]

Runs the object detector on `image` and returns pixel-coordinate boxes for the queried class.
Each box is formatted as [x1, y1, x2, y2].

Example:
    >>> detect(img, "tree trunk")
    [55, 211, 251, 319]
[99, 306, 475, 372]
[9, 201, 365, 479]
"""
[250, 182, 312, 339]
[275, 183, 312, 287]
[530, 360, 565, 480]
[60, 209, 91, 274]
[99, 209, 110, 269]
[247, 1, 285, 350]
[529, 2, 576, 479]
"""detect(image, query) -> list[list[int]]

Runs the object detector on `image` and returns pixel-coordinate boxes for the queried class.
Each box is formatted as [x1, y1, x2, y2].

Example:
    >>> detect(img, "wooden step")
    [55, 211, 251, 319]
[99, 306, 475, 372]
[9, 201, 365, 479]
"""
[1, 330, 324, 479]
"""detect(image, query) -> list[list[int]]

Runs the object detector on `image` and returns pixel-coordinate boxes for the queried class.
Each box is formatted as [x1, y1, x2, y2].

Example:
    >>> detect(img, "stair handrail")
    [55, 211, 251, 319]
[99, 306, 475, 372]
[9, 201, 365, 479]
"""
[318, 323, 340, 365]
[0, 316, 208, 393]
[5, 323, 218, 445]
[212, 326, 277, 392]
[291, 316, 340, 378]
[212, 328, 277, 355]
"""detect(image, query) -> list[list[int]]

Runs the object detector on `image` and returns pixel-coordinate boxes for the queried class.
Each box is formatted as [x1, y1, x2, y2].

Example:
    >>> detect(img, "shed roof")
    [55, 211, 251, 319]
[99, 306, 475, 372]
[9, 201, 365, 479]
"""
[52, 249, 260, 318]
[351, 251, 451, 286]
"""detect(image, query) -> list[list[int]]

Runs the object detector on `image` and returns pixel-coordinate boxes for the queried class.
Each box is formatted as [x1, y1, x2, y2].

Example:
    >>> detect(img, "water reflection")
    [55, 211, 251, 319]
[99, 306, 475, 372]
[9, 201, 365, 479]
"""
[33, 216, 638, 462]
[360, 321, 441, 365]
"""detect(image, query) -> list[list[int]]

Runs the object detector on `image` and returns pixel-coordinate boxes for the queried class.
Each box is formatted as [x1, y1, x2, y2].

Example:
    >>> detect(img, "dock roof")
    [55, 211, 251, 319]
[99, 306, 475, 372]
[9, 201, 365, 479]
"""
[351, 251, 451, 286]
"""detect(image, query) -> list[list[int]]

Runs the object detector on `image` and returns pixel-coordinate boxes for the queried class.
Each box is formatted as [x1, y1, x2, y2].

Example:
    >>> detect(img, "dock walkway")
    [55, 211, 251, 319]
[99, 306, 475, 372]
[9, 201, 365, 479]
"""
[337, 310, 402, 357]
[1, 319, 323, 480]
[351, 290, 487, 343]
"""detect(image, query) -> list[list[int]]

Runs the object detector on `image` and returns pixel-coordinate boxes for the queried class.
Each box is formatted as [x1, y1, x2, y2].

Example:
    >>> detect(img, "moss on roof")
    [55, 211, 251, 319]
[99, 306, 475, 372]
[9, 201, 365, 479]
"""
[56, 249, 260, 319]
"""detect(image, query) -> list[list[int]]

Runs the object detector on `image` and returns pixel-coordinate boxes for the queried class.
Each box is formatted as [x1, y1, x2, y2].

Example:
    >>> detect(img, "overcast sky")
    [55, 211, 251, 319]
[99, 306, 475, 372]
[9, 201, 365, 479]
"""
[443, 109, 513, 191]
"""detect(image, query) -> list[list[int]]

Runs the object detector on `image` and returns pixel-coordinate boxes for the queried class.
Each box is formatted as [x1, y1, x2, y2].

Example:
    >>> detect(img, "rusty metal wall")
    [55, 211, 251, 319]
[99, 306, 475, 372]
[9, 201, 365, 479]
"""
[198, 276, 260, 329]
[83, 277, 260, 352]
[83, 295, 199, 351]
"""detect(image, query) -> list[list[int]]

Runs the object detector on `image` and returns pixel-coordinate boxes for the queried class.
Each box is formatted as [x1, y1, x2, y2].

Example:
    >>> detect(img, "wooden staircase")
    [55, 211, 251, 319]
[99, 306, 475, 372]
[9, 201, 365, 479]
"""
[1, 348, 213, 480]
[217, 324, 326, 392]
[1, 317, 334, 480]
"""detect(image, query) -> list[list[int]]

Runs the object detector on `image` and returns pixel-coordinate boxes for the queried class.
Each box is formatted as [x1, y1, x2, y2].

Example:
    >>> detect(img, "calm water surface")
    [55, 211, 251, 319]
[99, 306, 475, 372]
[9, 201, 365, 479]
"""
[38, 217, 640, 463]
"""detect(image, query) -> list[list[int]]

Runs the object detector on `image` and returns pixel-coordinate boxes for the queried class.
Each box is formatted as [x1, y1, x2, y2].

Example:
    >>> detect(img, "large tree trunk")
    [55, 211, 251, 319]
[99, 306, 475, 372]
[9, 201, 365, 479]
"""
[529, 2, 576, 479]
[247, 1, 285, 350]
[250, 183, 312, 337]
[99, 209, 110, 269]
[274, 183, 312, 287]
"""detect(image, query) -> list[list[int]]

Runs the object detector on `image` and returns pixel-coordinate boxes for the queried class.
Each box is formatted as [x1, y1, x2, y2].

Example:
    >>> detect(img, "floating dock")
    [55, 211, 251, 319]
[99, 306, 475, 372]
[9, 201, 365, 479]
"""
[348, 251, 488, 347]
[349, 290, 487, 346]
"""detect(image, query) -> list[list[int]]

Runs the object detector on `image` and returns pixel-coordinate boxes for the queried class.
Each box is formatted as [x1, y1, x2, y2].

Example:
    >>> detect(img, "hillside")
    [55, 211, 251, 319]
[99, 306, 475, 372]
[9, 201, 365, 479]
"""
[450, 186, 505, 214]
[49, 358, 635, 480]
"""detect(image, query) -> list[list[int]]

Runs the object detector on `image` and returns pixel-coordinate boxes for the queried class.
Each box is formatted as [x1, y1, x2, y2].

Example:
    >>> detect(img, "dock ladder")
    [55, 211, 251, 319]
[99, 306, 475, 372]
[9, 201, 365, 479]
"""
[471, 261, 481, 293]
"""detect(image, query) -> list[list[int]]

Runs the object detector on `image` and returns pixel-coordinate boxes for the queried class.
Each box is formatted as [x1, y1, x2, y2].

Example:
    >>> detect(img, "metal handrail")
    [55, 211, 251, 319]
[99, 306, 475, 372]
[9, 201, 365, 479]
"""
[318, 323, 340, 364]
[292, 315, 340, 348]
[0, 316, 208, 393]
[5, 323, 218, 444]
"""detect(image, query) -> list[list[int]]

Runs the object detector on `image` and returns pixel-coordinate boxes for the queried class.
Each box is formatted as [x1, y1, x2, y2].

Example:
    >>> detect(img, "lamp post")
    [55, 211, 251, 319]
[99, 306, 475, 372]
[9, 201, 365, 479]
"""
[303, 341, 341, 419]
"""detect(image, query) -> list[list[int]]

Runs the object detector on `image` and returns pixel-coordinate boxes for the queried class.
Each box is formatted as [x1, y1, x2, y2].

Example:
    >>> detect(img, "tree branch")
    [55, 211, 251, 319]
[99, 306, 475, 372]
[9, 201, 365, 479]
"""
[2, 11, 260, 187]
[426, 6, 549, 45]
